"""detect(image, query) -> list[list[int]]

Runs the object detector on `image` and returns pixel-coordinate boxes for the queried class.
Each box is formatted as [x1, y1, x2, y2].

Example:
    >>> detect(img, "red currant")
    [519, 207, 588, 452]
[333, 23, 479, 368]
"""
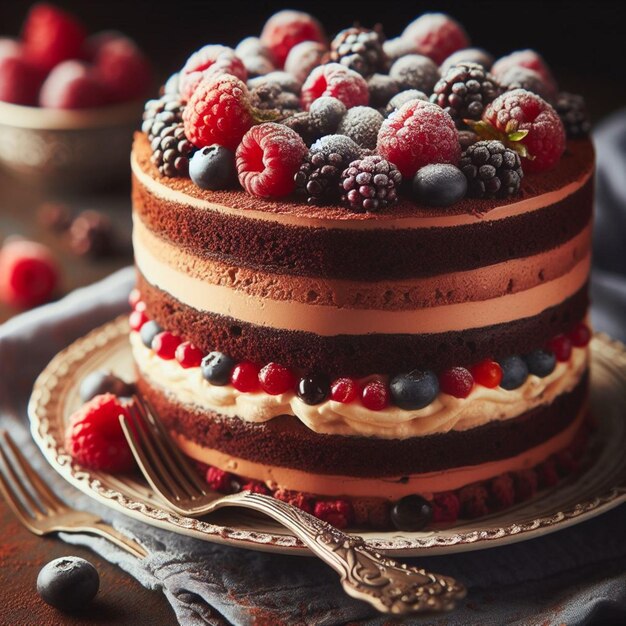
[361, 379, 389, 411]
[330, 377, 360, 403]
[231, 361, 261, 392]
[128, 288, 141, 308]
[439, 367, 474, 398]
[258, 362, 296, 395]
[546, 334, 572, 362]
[129, 309, 148, 331]
[134, 300, 147, 313]
[151, 331, 181, 360]
[175, 341, 204, 368]
[471, 359, 503, 388]
[568, 322, 591, 347]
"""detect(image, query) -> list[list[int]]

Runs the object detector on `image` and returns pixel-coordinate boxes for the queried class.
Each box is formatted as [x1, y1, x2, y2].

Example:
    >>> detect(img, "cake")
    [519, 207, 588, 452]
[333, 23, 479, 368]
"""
[128, 11, 594, 529]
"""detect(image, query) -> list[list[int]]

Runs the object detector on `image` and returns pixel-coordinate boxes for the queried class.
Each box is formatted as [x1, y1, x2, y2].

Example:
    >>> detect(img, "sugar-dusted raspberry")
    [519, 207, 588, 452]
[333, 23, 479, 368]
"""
[274, 489, 314, 514]
[236, 123, 307, 198]
[498, 67, 554, 102]
[313, 499, 354, 529]
[64, 394, 134, 473]
[401, 13, 469, 66]
[546, 334, 573, 362]
[458, 482, 490, 518]
[129, 309, 148, 332]
[482, 89, 566, 173]
[377, 99, 460, 178]
[439, 367, 474, 398]
[175, 341, 204, 368]
[179, 45, 247, 101]
[260, 10, 326, 68]
[301, 63, 369, 111]
[431, 491, 461, 523]
[258, 362, 296, 395]
[492, 49, 558, 96]
[361, 379, 389, 411]
[330, 377, 360, 403]
[537, 458, 559, 488]
[151, 331, 181, 360]
[39, 61, 108, 109]
[231, 361, 261, 392]
[206, 466, 235, 493]
[470, 359, 503, 388]
[284, 41, 327, 84]
[512, 469, 538, 502]
[489, 473, 515, 510]
[240, 480, 271, 495]
[569, 322, 591, 347]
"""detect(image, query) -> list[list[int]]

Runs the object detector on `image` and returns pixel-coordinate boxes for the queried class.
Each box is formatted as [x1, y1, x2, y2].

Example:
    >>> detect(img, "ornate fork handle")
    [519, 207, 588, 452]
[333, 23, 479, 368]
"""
[213, 491, 466, 615]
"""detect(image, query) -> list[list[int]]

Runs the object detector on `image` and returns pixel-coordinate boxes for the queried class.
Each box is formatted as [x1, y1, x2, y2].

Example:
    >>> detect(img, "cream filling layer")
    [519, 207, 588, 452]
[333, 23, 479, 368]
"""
[131, 332, 589, 439]
[173, 407, 586, 499]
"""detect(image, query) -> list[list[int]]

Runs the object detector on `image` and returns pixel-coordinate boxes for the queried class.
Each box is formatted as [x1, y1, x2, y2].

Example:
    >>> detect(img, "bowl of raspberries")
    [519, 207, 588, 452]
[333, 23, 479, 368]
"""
[0, 3, 153, 189]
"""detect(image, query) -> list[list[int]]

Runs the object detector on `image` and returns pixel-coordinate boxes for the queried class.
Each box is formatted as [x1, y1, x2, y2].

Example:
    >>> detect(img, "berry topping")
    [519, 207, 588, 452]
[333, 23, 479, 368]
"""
[537, 458, 559, 488]
[205, 466, 236, 493]
[460, 140, 523, 198]
[340, 155, 402, 212]
[183, 75, 254, 151]
[128, 288, 141, 308]
[240, 480, 271, 495]
[491, 49, 557, 96]
[301, 63, 369, 111]
[470, 359, 503, 388]
[175, 341, 204, 368]
[330, 377, 360, 403]
[569, 322, 591, 347]
[390, 494, 433, 531]
[490, 473, 515, 510]
[189, 145, 237, 190]
[294, 150, 346, 205]
[459, 482, 490, 518]
[250, 82, 300, 115]
[129, 308, 147, 332]
[139, 320, 162, 349]
[439, 367, 474, 398]
[555, 93, 591, 138]
[401, 13, 470, 65]
[37, 557, 99, 612]
[64, 394, 134, 473]
[150, 119, 194, 178]
[388, 54, 440, 93]
[151, 331, 181, 360]
[498, 355, 529, 390]
[248, 71, 302, 95]
[308, 96, 348, 134]
[431, 491, 461, 523]
[376, 99, 460, 178]
[498, 67, 554, 102]
[142, 94, 185, 142]
[231, 361, 262, 392]
[297, 373, 330, 405]
[547, 334, 573, 362]
[236, 123, 307, 198]
[201, 351, 236, 386]
[384, 89, 428, 116]
[389, 370, 439, 410]
[313, 499, 354, 529]
[440, 48, 495, 74]
[412, 163, 467, 207]
[513, 469, 538, 502]
[39, 61, 108, 109]
[361, 379, 390, 411]
[310, 134, 361, 162]
[337, 106, 384, 149]
[284, 41, 326, 84]
[367, 73, 400, 108]
[79, 371, 134, 403]
[524, 349, 557, 378]
[274, 489, 314, 514]
[236, 36, 276, 67]
[0, 54, 45, 106]
[329, 26, 387, 77]
[259, 362, 296, 395]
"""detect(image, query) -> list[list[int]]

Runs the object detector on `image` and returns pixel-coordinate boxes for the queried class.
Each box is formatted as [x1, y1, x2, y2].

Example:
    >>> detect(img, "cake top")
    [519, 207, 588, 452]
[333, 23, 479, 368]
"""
[140, 10, 591, 216]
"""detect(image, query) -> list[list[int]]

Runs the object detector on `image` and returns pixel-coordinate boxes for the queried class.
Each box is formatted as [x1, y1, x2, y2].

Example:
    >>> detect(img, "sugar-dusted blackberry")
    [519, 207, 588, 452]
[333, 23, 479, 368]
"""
[431, 62, 501, 128]
[329, 26, 387, 77]
[554, 92, 591, 138]
[281, 111, 320, 145]
[499, 67, 554, 102]
[247, 71, 301, 95]
[460, 140, 523, 198]
[250, 82, 300, 116]
[340, 155, 402, 212]
[142, 94, 186, 141]
[309, 97, 347, 135]
[294, 150, 347, 205]
[367, 73, 400, 108]
[389, 54, 439, 93]
[150, 122, 194, 177]
[337, 106, 384, 149]
[384, 89, 428, 116]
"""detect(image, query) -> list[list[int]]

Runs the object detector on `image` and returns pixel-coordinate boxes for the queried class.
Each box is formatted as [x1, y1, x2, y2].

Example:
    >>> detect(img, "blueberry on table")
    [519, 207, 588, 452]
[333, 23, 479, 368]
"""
[37, 556, 99, 611]
[390, 369, 439, 410]
[79, 371, 134, 402]
[391, 495, 433, 531]
[189, 145, 237, 190]
[412, 164, 467, 207]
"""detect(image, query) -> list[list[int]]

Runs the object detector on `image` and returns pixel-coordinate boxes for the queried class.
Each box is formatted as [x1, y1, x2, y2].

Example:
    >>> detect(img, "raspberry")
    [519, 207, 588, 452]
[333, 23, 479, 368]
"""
[240, 480, 271, 495]
[284, 41, 326, 84]
[258, 362, 296, 395]
[129, 309, 148, 332]
[205, 466, 235, 493]
[489, 474, 515, 510]
[376, 99, 460, 178]
[401, 13, 469, 66]
[22, 3, 86, 72]
[361, 379, 389, 411]
[301, 63, 369, 111]
[431, 491, 461, 523]
[512, 469, 538, 502]
[492, 50, 558, 96]
[260, 10, 326, 68]
[183, 75, 254, 150]
[439, 367, 474, 398]
[236, 123, 307, 198]
[470, 359, 503, 388]
[179, 45, 247, 101]
[0, 54, 45, 106]
[274, 489, 314, 514]
[546, 334, 573, 362]
[330, 377, 360, 403]
[313, 499, 354, 529]
[231, 361, 261, 392]
[175, 341, 204, 368]
[340, 155, 402, 212]
[482, 89, 566, 173]
[0, 239, 58, 309]
[64, 394, 134, 473]
[569, 322, 591, 347]
[151, 331, 181, 360]
[537, 458, 559, 488]
[458, 483, 490, 519]
[39, 61, 108, 109]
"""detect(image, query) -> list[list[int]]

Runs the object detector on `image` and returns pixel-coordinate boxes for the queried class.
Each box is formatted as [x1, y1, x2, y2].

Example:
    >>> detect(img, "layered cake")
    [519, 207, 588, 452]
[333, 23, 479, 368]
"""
[128, 11, 594, 529]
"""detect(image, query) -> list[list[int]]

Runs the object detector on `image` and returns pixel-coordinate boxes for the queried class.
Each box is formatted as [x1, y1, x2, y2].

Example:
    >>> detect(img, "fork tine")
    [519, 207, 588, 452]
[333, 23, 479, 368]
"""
[0, 439, 45, 518]
[1, 432, 66, 513]
[0, 468, 36, 529]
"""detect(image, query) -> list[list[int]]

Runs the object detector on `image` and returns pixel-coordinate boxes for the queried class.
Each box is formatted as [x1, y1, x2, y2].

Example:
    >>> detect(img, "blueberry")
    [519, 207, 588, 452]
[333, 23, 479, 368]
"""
[297, 373, 330, 405]
[189, 145, 237, 190]
[201, 351, 236, 386]
[79, 371, 135, 402]
[37, 557, 99, 611]
[140, 320, 162, 348]
[390, 495, 433, 531]
[524, 349, 557, 378]
[309, 97, 347, 134]
[498, 355, 529, 390]
[390, 370, 439, 410]
[412, 164, 468, 207]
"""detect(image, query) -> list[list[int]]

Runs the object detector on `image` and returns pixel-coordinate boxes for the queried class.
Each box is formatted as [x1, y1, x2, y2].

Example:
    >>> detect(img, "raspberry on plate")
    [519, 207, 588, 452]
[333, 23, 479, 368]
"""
[376, 99, 460, 177]
[301, 63, 369, 111]
[39, 61, 108, 109]
[401, 13, 469, 65]
[236, 123, 307, 198]
[183, 75, 254, 150]
[64, 394, 135, 473]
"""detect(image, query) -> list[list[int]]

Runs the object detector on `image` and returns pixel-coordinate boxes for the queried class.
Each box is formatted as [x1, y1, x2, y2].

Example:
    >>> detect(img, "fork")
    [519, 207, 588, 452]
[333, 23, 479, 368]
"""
[120, 396, 466, 615]
[0, 430, 147, 559]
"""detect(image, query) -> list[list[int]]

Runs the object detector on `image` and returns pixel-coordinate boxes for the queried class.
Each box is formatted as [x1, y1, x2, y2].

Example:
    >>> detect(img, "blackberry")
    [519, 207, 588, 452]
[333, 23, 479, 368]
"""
[150, 122, 194, 177]
[329, 26, 387, 77]
[340, 155, 402, 212]
[460, 140, 523, 199]
[555, 92, 591, 138]
[389, 54, 439, 93]
[281, 112, 320, 145]
[294, 151, 347, 205]
[431, 62, 501, 128]
[337, 106, 384, 149]
[250, 83, 300, 116]
[142, 94, 186, 141]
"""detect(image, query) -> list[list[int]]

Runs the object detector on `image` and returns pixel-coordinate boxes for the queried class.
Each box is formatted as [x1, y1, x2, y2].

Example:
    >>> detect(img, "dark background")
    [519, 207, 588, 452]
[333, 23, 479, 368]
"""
[2, 0, 625, 121]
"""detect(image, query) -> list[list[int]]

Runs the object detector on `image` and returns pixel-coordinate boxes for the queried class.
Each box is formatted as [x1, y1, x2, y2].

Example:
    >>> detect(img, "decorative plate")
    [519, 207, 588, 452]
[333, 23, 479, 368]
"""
[28, 317, 626, 556]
